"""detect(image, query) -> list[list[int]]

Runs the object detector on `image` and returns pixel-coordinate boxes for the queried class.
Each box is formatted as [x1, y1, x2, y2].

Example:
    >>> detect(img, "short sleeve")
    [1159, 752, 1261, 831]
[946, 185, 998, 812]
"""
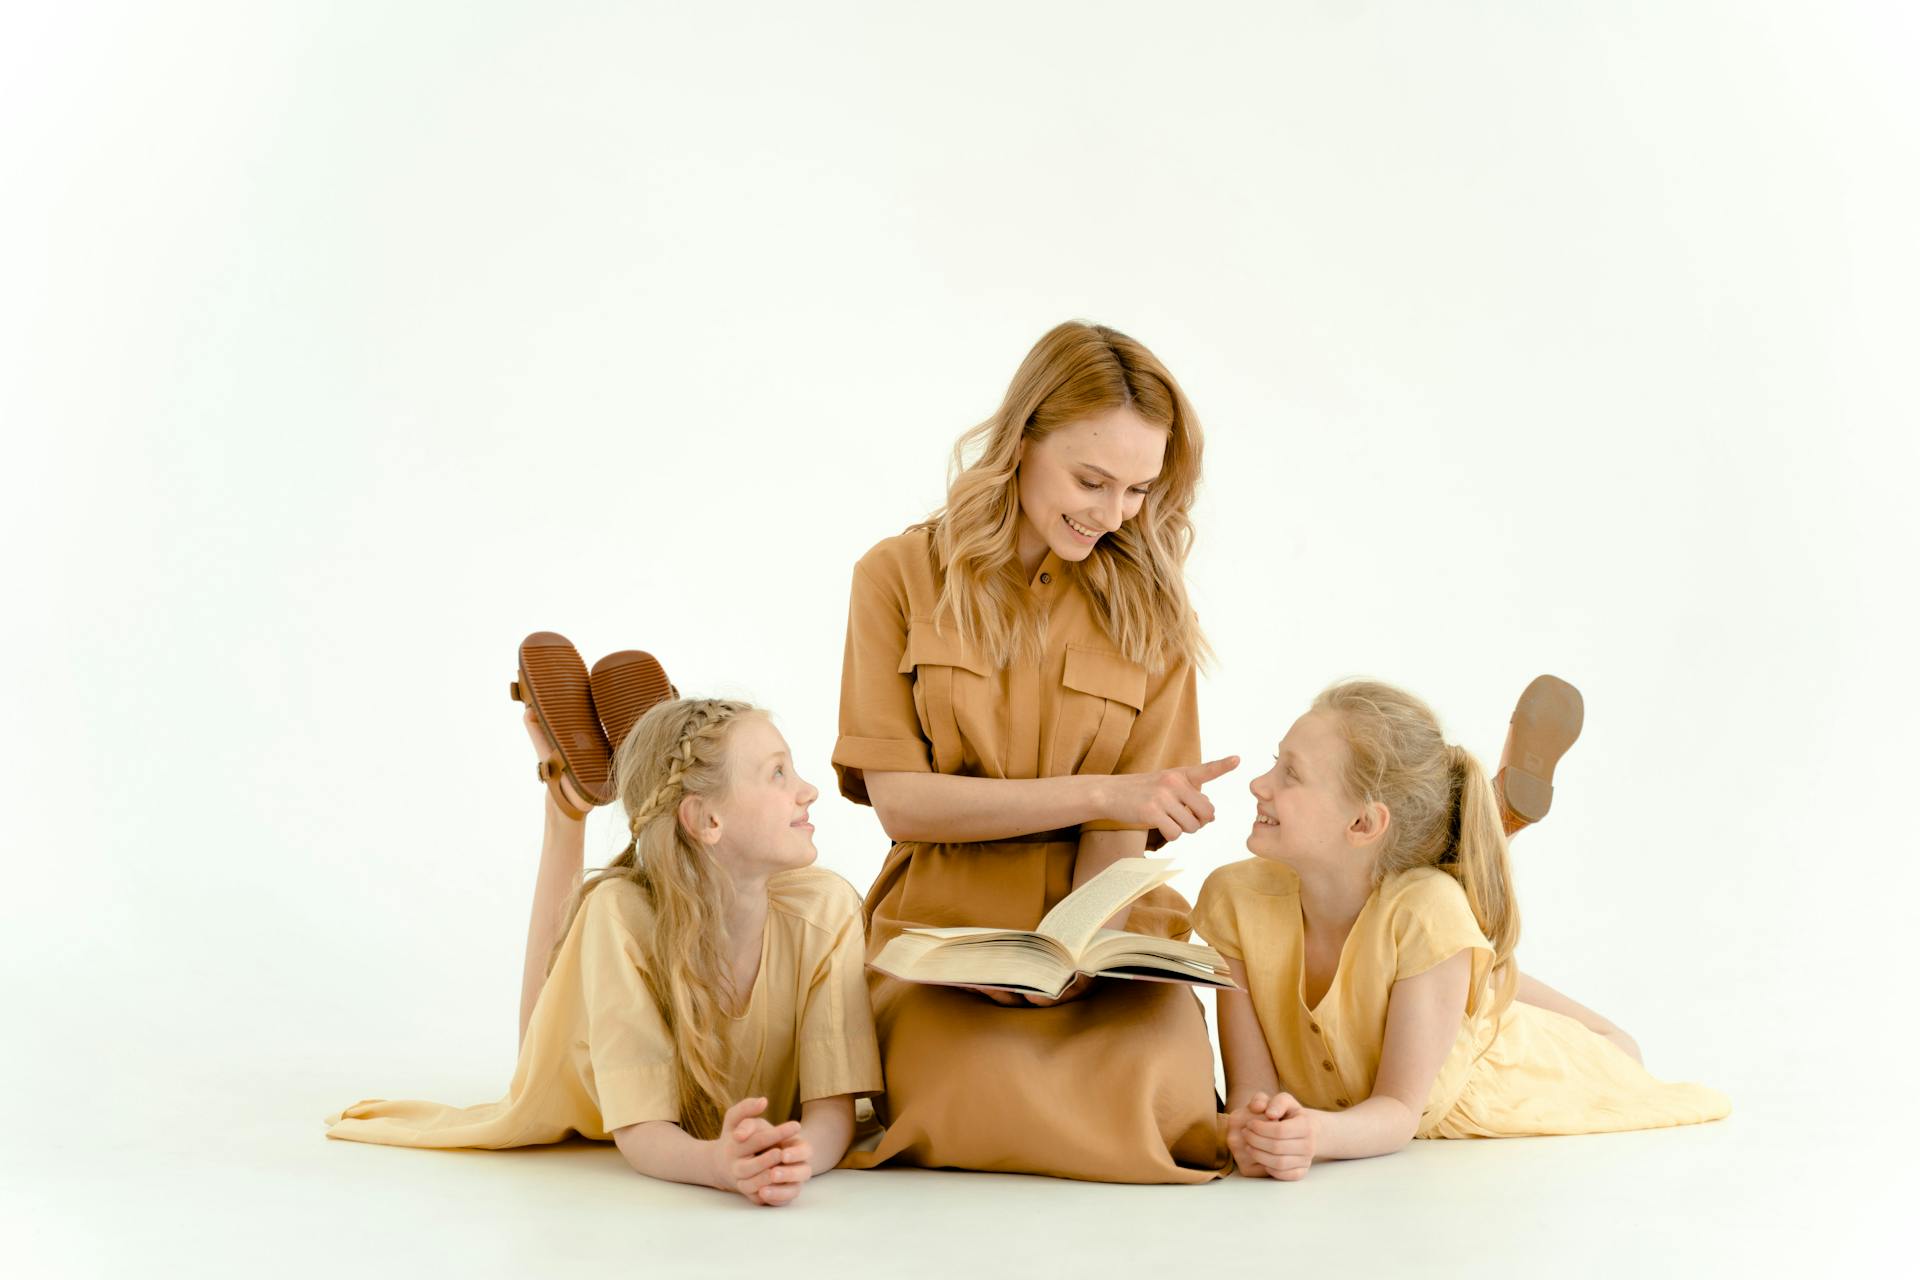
[795, 887, 885, 1103]
[577, 889, 678, 1131]
[831, 560, 932, 805]
[1190, 867, 1243, 961]
[1390, 873, 1494, 994]
[1079, 655, 1202, 847]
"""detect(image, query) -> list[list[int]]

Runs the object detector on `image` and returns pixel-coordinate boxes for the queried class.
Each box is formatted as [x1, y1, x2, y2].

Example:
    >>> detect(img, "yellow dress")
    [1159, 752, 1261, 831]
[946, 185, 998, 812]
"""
[1192, 858, 1730, 1137]
[832, 528, 1230, 1183]
[326, 868, 883, 1148]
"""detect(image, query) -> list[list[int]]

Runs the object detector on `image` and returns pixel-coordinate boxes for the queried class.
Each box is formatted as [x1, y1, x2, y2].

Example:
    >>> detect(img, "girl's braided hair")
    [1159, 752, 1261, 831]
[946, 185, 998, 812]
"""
[548, 696, 758, 1139]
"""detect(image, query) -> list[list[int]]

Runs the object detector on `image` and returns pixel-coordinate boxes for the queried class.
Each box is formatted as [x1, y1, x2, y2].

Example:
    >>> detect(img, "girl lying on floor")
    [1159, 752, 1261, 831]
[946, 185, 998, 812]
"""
[328, 636, 880, 1207]
[1196, 679, 1729, 1181]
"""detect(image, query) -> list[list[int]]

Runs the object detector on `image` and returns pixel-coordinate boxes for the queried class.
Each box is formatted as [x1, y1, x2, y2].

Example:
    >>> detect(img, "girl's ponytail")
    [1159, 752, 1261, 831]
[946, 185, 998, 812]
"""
[1315, 682, 1523, 998]
[1447, 744, 1520, 984]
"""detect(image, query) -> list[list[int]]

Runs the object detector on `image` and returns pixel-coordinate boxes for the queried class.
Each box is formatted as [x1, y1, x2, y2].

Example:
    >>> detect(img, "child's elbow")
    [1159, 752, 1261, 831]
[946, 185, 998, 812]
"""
[1392, 1099, 1425, 1149]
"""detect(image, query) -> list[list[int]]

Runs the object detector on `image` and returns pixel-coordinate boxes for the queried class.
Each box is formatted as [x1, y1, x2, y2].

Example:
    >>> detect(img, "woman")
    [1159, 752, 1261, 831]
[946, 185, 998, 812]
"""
[834, 321, 1238, 1182]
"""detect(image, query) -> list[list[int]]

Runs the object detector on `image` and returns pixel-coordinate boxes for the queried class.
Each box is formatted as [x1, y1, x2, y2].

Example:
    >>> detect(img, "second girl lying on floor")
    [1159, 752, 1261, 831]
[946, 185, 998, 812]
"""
[1196, 679, 1729, 1181]
[328, 636, 881, 1207]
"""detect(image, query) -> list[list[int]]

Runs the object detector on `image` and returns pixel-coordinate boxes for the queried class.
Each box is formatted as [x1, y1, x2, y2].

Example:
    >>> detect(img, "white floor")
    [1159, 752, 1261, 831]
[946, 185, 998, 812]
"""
[2, 1057, 1902, 1277]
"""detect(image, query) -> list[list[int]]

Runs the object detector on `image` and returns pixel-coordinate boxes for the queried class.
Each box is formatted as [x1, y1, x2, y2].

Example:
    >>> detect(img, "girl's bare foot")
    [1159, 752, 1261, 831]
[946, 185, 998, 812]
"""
[523, 710, 593, 818]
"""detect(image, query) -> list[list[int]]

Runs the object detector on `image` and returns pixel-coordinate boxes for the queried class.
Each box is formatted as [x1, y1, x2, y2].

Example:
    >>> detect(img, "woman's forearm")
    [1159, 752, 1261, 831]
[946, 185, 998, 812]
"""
[611, 1120, 722, 1189]
[1311, 1097, 1420, 1161]
[865, 770, 1112, 843]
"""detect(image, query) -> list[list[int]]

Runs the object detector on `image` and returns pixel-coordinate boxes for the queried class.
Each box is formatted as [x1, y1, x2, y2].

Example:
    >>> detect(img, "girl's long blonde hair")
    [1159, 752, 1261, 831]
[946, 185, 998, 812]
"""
[549, 696, 757, 1140]
[1315, 681, 1521, 992]
[921, 320, 1208, 671]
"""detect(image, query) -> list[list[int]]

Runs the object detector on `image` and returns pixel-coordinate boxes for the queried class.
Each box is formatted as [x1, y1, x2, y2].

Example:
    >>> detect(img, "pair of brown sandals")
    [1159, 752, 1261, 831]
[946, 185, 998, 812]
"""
[512, 631, 1583, 837]
[512, 632, 677, 819]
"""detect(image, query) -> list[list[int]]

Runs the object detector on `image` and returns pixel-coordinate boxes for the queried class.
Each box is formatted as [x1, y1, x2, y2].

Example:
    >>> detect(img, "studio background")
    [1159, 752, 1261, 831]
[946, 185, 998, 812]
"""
[4, 2, 1915, 1275]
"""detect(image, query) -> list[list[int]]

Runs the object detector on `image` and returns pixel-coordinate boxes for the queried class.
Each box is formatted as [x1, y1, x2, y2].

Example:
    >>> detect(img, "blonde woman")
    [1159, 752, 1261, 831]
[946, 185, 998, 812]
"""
[834, 321, 1238, 1182]
[1197, 681, 1729, 1182]
[329, 648, 882, 1207]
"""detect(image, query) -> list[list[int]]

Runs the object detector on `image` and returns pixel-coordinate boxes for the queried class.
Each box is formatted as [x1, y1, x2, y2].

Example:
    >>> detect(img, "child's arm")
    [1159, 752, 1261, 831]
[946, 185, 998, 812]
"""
[1217, 959, 1283, 1112]
[1215, 958, 1290, 1178]
[1240, 950, 1470, 1179]
[785, 1095, 857, 1177]
[610, 1097, 809, 1206]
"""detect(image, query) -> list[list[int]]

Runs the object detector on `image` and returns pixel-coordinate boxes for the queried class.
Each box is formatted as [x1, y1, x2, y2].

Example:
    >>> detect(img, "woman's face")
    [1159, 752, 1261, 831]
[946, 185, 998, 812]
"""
[1014, 406, 1166, 567]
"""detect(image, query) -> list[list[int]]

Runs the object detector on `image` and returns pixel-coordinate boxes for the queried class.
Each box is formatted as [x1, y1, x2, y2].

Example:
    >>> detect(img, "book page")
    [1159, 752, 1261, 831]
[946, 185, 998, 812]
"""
[1081, 929, 1234, 983]
[1033, 857, 1177, 957]
[869, 930, 1074, 994]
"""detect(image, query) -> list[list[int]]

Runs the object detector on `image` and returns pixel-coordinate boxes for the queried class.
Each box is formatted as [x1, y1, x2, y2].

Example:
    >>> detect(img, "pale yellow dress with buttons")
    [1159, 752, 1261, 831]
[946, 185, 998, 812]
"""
[833, 528, 1230, 1183]
[1193, 858, 1730, 1136]
[326, 868, 883, 1148]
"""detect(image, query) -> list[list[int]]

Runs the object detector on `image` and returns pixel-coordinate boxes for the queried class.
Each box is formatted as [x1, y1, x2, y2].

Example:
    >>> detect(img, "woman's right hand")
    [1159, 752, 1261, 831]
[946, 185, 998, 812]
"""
[709, 1097, 808, 1206]
[1100, 757, 1239, 842]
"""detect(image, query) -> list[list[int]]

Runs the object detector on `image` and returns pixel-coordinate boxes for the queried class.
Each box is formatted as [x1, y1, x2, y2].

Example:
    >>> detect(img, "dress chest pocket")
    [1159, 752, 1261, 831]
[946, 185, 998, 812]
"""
[897, 621, 990, 775]
[1059, 644, 1147, 776]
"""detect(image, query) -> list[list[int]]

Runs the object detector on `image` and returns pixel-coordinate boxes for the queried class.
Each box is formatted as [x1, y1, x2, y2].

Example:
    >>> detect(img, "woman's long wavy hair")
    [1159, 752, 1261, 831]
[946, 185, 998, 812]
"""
[920, 320, 1208, 671]
[548, 697, 757, 1140]
[1315, 681, 1521, 1000]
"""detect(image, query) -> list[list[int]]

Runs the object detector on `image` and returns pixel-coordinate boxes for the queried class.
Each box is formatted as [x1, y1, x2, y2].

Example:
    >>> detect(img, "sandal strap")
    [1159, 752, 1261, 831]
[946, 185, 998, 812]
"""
[536, 758, 591, 821]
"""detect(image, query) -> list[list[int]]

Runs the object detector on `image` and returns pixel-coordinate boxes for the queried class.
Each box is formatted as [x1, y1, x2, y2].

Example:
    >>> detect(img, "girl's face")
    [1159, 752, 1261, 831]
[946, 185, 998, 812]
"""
[1247, 711, 1364, 870]
[701, 715, 820, 878]
[1014, 406, 1165, 566]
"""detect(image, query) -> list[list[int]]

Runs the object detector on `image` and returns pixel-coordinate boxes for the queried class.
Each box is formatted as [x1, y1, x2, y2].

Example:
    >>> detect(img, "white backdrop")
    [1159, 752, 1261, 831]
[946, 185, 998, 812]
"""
[4, 2, 1916, 1275]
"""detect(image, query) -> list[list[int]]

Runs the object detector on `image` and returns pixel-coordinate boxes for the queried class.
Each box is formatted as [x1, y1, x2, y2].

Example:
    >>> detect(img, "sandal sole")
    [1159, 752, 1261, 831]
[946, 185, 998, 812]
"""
[512, 631, 614, 808]
[1495, 674, 1584, 826]
[589, 650, 677, 761]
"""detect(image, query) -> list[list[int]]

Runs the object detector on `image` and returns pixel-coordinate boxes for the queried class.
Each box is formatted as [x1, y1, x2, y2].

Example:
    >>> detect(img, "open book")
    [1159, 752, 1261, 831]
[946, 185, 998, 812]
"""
[868, 858, 1237, 998]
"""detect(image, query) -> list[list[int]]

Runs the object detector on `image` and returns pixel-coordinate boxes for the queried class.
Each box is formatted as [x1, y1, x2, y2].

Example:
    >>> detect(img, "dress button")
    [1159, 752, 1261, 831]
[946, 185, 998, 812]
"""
[1039, 572, 1052, 584]
[1321, 1060, 1334, 1071]
[1309, 1023, 1320, 1035]
[1336, 1098, 1350, 1107]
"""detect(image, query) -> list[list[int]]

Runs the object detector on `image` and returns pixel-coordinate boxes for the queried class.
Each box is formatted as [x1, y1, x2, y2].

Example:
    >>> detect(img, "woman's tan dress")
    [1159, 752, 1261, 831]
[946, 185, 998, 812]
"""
[832, 529, 1230, 1183]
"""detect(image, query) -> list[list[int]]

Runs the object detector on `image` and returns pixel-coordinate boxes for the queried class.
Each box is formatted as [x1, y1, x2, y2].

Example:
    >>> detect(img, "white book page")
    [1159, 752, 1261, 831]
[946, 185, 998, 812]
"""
[1033, 857, 1177, 957]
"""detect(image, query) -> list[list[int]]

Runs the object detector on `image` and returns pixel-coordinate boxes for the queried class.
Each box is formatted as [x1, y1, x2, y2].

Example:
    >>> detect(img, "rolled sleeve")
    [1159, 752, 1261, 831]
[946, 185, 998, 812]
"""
[1190, 868, 1243, 962]
[578, 891, 679, 1131]
[796, 890, 885, 1102]
[1390, 874, 1495, 1014]
[832, 561, 934, 805]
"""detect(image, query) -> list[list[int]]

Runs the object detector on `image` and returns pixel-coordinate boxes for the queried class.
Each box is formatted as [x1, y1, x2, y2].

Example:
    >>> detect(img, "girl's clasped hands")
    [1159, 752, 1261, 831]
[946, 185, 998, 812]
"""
[1226, 1091, 1318, 1181]
[711, 1097, 818, 1206]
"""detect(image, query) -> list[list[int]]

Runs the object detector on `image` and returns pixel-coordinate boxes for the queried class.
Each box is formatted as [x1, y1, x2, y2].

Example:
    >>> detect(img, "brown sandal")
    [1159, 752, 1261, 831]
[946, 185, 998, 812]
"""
[510, 632, 614, 817]
[589, 650, 677, 762]
[1494, 675, 1584, 837]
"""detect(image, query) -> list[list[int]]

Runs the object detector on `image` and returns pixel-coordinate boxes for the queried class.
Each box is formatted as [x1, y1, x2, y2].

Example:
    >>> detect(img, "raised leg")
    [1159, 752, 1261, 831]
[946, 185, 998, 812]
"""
[1514, 970, 1642, 1063]
[519, 710, 593, 1046]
